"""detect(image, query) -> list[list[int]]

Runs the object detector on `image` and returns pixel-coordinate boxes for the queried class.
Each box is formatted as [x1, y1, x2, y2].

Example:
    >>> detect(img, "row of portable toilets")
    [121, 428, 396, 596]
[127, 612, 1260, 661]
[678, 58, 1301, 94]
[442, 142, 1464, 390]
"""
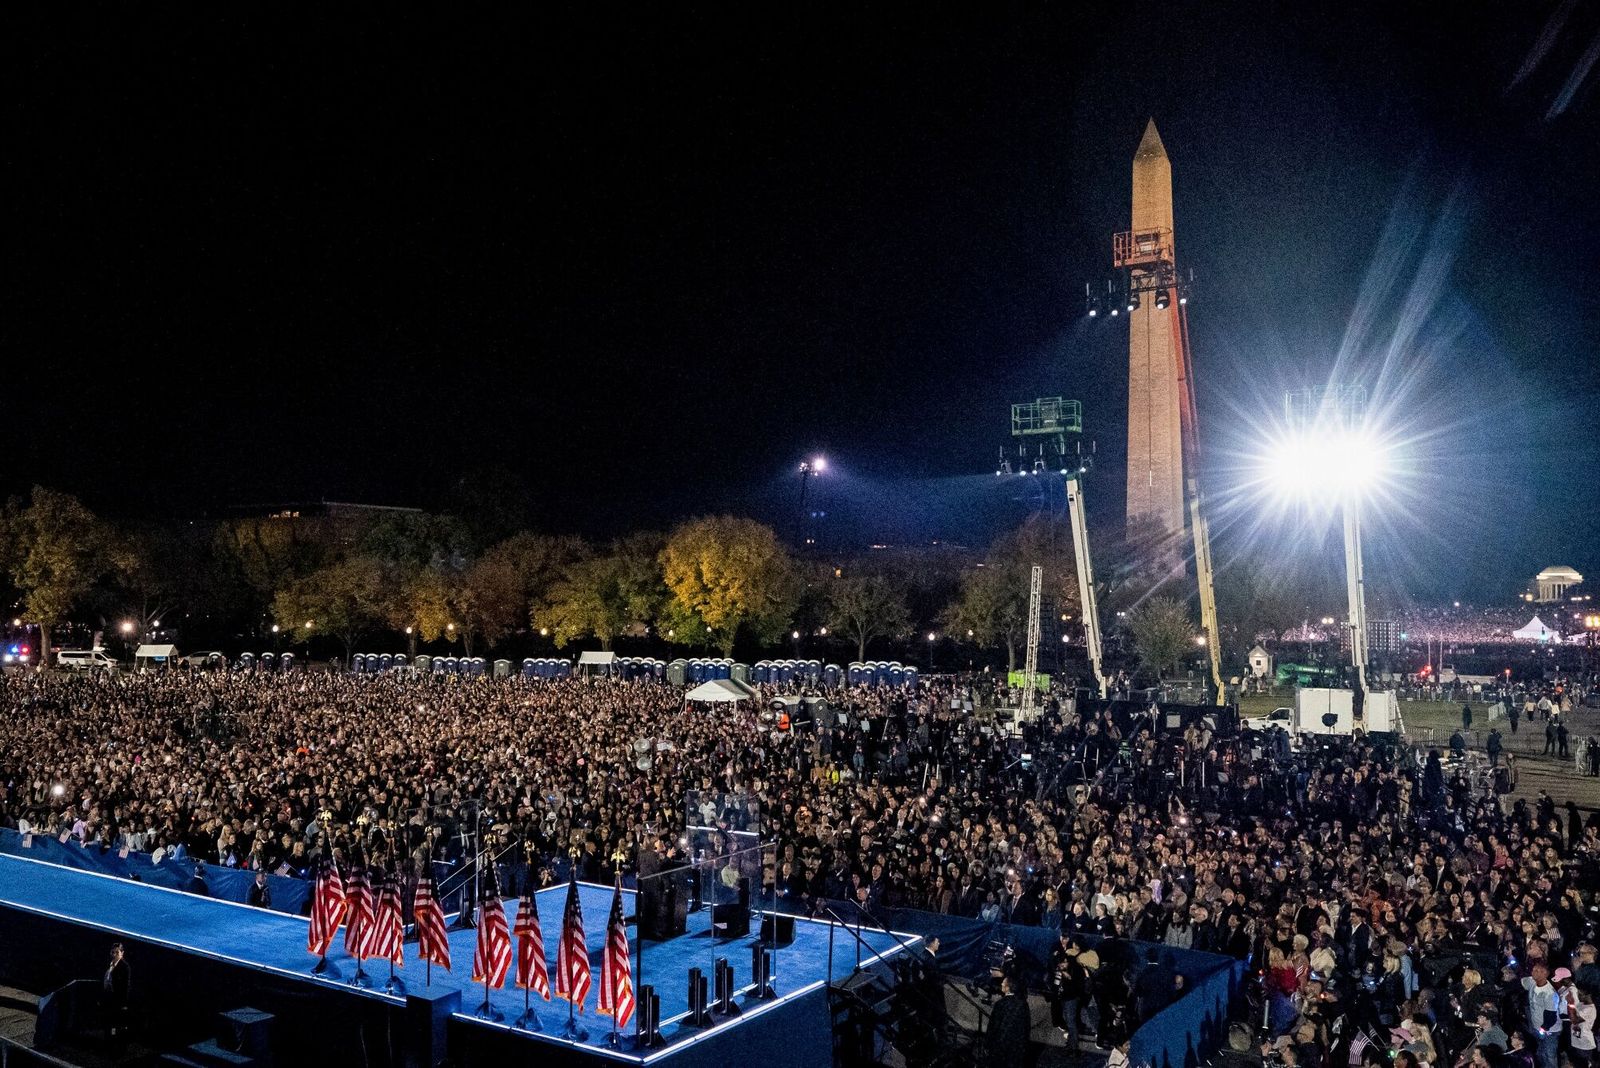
[236, 652, 296, 671]
[750, 659, 828, 684]
[350, 654, 575, 678]
[846, 661, 919, 688]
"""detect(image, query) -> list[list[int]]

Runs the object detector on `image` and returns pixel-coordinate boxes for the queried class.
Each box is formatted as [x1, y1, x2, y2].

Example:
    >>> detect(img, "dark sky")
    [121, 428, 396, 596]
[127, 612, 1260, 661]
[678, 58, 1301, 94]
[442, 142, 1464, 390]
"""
[10, 5, 1599, 600]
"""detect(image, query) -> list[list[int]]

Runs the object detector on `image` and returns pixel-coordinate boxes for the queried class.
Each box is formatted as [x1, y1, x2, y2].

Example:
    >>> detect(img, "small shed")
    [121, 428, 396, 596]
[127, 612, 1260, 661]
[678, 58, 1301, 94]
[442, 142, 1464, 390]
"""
[1247, 644, 1273, 679]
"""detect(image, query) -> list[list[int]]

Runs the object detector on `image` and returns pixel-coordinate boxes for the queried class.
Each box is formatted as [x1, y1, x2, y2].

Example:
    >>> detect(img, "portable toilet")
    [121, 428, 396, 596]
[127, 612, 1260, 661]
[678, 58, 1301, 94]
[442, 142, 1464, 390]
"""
[392, 655, 409, 671]
[414, 655, 431, 673]
[888, 664, 905, 686]
[279, 652, 295, 672]
[350, 653, 366, 674]
[902, 665, 919, 688]
[238, 652, 256, 672]
[847, 662, 865, 686]
[378, 653, 394, 672]
[824, 663, 842, 687]
[712, 659, 730, 680]
[493, 658, 510, 678]
[260, 652, 276, 671]
[731, 662, 750, 684]
[667, 659, 687, 686]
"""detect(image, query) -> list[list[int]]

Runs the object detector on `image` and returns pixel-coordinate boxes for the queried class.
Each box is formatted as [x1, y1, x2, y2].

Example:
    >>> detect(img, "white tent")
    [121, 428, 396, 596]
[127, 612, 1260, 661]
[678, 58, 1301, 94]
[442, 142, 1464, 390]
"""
[1513, 616, 1557, 641]
[134, 644, 179, 671]
[684, 678, 757, 703]
[577, 651, 617, 666]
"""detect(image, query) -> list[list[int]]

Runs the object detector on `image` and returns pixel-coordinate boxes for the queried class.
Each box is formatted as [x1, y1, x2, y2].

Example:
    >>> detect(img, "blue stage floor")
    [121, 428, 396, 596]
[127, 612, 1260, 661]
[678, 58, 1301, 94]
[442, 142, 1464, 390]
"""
[0, 853, 915, 1064]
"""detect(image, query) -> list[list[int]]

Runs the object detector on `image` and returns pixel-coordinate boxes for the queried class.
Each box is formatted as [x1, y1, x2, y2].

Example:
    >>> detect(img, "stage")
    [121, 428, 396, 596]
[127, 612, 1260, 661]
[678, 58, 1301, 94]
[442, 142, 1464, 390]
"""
[0, 853, 917, 1067]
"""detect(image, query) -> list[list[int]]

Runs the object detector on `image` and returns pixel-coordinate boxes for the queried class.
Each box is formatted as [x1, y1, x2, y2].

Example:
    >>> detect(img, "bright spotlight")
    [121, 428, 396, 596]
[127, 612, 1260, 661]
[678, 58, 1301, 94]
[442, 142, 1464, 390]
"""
[811, 456, 827, 472]
[51, 783, 65, 799]
[1260, 425, 1391, 505]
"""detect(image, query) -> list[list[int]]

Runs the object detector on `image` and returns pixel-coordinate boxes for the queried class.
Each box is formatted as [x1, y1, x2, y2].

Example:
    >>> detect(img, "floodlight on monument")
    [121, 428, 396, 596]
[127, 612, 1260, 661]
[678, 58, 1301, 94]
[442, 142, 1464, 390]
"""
[1154, 287, 1171, 310]
[1126, 289, 1140, 313]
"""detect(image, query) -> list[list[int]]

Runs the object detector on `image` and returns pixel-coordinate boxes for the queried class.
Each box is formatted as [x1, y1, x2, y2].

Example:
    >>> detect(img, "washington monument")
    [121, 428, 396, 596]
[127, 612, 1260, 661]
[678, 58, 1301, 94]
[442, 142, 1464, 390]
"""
[1125, 119, 1185, 537]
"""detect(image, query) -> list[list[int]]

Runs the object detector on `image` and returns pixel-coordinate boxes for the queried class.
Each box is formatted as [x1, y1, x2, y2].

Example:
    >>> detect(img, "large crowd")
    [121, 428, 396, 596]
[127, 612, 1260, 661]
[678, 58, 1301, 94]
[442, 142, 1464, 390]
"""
[2, 668, 1599, 1068]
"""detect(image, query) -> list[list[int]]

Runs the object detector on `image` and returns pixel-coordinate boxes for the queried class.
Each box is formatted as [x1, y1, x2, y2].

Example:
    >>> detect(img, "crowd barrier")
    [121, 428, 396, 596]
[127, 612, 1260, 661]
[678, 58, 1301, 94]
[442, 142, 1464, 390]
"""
[805, 900, 1241, 1068]
[0, 827, 312, 916]
[1131, 956, 1242, 1068]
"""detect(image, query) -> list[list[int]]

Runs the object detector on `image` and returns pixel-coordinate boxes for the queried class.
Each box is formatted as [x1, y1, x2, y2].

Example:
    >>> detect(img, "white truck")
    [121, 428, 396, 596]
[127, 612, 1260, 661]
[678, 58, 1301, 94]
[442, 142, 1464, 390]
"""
[1293, 687, 1400, 736]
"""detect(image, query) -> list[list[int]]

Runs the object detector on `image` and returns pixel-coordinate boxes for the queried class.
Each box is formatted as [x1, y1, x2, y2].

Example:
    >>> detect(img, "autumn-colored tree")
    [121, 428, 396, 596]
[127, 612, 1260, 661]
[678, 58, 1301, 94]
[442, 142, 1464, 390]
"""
[825, 569, 911, 662]
[214, 514, 326, 629]
[0, 488, 135, 663]
[538, 534, 665, 650]
[272, 555, 389, 662]
[659, 517, 798, 657]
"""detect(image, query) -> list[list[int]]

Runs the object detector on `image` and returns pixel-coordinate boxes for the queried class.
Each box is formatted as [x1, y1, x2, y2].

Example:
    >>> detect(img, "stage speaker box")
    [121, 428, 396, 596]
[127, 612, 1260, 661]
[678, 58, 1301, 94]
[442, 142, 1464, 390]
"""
[760, 912, 796, 945]
[712, 902, 749, 939]
[402, 988, 461, 1068]
[218, 1008, 273, 1061]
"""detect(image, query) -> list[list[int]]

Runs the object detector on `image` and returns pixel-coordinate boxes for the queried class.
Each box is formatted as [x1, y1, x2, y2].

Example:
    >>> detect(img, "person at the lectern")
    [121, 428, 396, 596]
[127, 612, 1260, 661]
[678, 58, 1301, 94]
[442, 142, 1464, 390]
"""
[103, 943, 131, 1046]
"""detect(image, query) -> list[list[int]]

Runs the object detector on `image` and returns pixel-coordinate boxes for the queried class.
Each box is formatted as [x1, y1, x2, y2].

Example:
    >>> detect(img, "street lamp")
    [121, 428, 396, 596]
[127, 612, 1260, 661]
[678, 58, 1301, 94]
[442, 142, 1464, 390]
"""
[926, 632, 936, 671]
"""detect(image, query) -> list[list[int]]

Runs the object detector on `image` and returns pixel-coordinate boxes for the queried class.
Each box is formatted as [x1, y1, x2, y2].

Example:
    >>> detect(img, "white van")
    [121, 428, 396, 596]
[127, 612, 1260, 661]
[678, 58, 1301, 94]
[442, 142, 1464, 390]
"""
[57, 648, 117, 673]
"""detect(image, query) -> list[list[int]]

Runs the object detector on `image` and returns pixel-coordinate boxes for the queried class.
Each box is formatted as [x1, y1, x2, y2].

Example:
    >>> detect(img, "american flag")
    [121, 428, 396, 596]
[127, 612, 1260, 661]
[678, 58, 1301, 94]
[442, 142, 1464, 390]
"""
[369, 870, 405, 966]
[555, 872, 591, 1006]
[413, 867, 451, 971]
[471, 873, 513, 989]
[307, 859, 348, 957]
[514, 886, 551, 999]
[1348, 1028, 1373, 1066]
[597, 877, 634, 1028]
[344, 863, 375, 959]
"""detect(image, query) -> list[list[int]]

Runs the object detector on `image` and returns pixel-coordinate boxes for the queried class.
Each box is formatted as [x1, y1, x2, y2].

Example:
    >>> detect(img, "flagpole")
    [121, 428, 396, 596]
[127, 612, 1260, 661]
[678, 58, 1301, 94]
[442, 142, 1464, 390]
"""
[422, 841, 434, 989]
[608, 863, 623, 1050]
[384, 849, 403, 996]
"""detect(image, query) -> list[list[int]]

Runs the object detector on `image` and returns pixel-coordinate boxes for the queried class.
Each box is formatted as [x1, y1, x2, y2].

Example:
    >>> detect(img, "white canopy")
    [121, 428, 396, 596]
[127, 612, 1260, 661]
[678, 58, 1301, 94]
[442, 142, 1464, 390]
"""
[577, 651, 617, 665]
[685, 679, 757, 703]
[1513, 616, 1557, 641]
[134, 644, 179, 660]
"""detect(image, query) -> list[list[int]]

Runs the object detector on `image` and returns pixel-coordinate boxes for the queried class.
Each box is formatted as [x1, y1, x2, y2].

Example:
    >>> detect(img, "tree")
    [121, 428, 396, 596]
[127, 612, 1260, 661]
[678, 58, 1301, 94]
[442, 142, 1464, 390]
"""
[943, 519, 1079, 672]
[826, 570, 911, 662]
[0, 488, 132, 663]
[1125, 596, 1194, 679]
[659, 517, 798, 657]
[272, 556, 388, 662]
[1215, 567, 1305, 666]
[538, 534, 666, 650]
[946, 562, 1026, 671]
[214, 514, 326, 630]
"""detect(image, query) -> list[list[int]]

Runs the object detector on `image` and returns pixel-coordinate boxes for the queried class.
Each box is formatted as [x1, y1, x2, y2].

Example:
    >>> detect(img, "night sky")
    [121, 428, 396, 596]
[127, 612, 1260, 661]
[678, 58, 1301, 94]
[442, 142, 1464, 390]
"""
[11, 5, 1599, 600]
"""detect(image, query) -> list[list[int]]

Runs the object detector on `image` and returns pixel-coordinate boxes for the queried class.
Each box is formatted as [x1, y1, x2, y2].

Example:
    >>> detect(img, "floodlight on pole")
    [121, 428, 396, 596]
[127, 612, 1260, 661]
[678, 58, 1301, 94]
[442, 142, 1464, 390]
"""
[1264, 384, 1386, 702]
[796, 455, 829, 550]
